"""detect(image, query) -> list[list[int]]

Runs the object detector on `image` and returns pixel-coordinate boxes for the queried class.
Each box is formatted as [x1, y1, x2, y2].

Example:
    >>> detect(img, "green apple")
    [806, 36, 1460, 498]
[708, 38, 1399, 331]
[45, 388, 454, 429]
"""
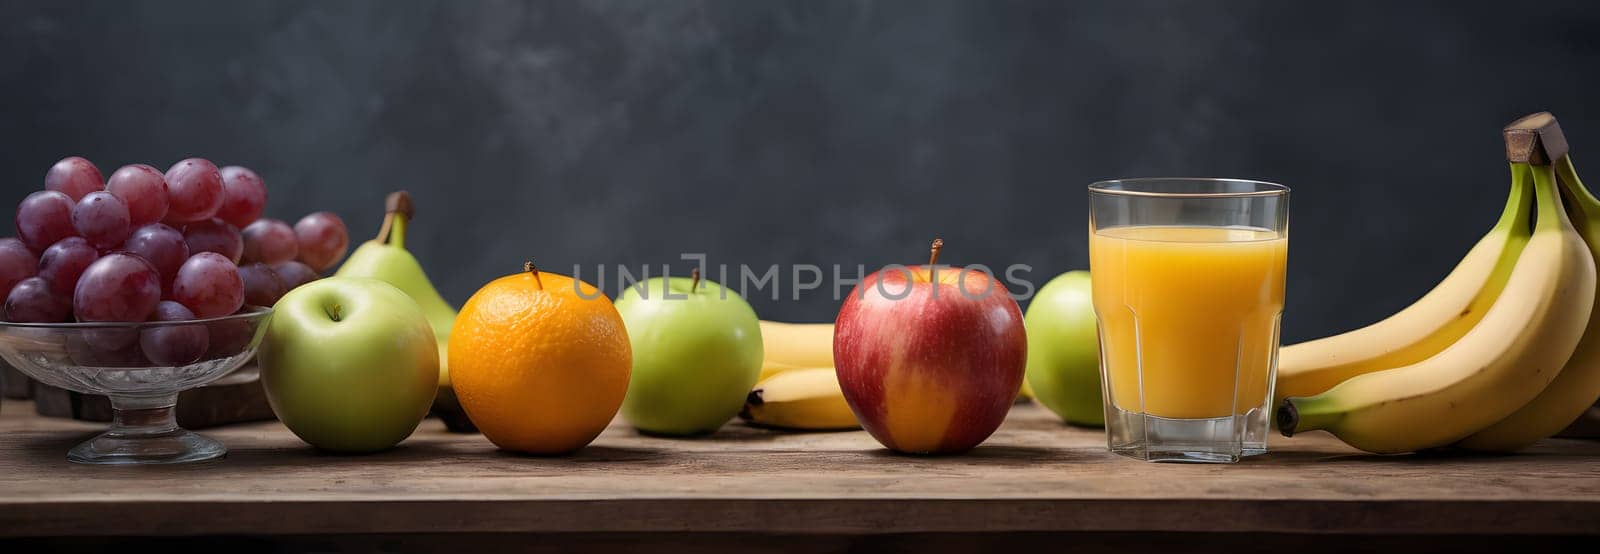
[259, 277, 439, 452]
[1024, 270, 1104, 426]
[615, 272, 763, 436]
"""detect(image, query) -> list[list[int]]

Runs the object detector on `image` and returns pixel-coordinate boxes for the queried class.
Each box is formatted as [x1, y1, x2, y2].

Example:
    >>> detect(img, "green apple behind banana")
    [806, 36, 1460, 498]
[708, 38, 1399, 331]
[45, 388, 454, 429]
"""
[334, 191, 458, 387]
[1023, 271, 1103, 427]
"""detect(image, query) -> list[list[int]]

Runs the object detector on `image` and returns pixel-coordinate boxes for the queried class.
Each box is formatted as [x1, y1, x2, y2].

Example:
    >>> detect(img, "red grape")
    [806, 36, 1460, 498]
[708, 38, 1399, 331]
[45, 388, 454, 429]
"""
[44, 156, 103, 202]
[16, 191, 77, 252]
[172, 252, 244, 318]
[38, 236, 100, 296]
[183, 219, 244, 263]
[105, 164, 169, 226]
[239, 263, 288, 307]
[293, 211, 349, 271]
[216, 166, 267, 229]
[123, 223, 189, 293]
[67, 331, 145, 367]
[141, 301, 208, 366]
[205, 317, 255, 360]
[162, 158, 224, 224]
[4, 277, 70, 323]
[72, 191, 132, 249]
[74, 253, 162, 322]
[83, 327, 140, 354]
[0, 237, 38, 299]
[270, 261, 318, 291]
[241, 218, 298, 264]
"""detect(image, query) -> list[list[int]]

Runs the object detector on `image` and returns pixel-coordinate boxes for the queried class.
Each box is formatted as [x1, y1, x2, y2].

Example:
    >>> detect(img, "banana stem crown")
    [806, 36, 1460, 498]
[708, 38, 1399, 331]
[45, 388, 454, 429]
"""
[1532, 162, 1574, 234]
[1495, 162, 1535, 235]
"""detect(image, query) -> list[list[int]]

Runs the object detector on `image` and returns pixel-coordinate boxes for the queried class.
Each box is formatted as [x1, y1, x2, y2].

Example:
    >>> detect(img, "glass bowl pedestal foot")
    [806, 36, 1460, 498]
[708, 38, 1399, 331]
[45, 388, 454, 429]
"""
[66, 393, 226, 465]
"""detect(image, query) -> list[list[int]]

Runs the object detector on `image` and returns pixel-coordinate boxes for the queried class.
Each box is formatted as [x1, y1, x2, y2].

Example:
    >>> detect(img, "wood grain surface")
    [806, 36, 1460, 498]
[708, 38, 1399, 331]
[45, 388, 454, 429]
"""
[1, 399, 1597, 538]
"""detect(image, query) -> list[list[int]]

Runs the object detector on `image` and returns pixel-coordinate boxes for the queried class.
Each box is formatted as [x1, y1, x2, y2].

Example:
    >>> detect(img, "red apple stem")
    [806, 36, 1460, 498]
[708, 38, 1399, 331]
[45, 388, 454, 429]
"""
[690, 267, 701, 293]
[524, 261, 545, 290]
[929, 238, 944, 266]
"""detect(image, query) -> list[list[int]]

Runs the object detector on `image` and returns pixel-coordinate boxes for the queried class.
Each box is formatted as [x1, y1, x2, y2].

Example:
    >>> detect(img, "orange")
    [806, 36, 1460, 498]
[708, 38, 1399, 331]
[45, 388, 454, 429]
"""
[449, 264, 632, 454]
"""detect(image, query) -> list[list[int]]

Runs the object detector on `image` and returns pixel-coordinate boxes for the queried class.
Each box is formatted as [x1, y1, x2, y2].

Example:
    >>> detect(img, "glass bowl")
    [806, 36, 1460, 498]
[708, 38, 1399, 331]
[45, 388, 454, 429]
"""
[0, 306, 272, 465]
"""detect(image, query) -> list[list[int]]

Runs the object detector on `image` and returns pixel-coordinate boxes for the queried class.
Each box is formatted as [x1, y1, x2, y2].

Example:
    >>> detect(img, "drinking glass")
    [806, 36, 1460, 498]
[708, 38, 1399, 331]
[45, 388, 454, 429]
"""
[1088, 178, 1289, 463]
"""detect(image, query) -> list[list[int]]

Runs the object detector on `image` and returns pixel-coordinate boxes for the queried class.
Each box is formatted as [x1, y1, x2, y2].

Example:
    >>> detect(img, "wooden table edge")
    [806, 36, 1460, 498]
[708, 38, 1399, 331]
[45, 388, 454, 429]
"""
[3, 497, 1597, 537]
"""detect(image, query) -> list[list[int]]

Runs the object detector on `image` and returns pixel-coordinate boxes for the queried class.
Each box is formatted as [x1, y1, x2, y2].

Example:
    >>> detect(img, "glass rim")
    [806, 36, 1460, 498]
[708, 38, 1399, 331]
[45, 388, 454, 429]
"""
[0, 305, 272, 330]
[1088, 178, 1289, 198]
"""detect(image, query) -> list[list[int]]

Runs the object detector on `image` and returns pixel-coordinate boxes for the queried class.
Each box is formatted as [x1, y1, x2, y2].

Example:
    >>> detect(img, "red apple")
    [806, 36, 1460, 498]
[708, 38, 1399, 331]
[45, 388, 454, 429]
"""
[833, 239, 1027, 454]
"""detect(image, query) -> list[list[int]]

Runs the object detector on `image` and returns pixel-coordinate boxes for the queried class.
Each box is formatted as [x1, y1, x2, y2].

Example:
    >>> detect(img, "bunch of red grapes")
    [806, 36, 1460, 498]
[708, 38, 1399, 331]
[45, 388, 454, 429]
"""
[1, 156, 350, 365]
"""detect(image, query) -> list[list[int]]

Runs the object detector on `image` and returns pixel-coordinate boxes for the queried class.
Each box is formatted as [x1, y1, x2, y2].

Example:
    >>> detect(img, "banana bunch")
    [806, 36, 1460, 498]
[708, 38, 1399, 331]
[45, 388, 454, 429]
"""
[755, 320, 835, 381]
[1277, 112, 1600, 453]
[738, 321, 861, 430]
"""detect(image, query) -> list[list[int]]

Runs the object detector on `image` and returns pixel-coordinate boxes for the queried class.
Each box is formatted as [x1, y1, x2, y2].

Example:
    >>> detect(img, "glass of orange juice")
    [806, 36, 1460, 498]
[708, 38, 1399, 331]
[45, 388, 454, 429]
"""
[1088, 178, 1289, 463]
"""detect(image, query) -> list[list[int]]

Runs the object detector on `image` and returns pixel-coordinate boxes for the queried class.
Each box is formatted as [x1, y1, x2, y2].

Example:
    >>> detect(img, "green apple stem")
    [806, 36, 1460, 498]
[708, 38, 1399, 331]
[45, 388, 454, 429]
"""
[929, 238, 944, 266]
[690, 267, 701, 293]
[327, 303, 344, 322]
[525, 261, 545, 290]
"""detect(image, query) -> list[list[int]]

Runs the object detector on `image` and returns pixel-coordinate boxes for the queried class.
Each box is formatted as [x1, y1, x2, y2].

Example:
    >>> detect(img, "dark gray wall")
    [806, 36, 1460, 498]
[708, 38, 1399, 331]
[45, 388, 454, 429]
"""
[3, 0, 1599, 342]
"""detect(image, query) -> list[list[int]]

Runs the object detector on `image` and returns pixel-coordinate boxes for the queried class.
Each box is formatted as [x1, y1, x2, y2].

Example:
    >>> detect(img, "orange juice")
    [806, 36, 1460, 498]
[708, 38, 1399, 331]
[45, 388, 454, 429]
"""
[1090, 225, 1287, 419]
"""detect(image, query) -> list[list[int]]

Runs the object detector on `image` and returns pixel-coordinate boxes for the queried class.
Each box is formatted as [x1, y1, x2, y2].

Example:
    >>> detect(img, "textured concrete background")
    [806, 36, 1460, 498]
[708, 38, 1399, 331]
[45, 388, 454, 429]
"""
[2, 0, 1598, 341]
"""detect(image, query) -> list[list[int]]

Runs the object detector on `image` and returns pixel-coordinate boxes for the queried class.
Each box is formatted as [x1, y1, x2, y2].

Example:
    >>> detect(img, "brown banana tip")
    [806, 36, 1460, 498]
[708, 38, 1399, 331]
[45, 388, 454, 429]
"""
[738, 390, 763, 421]
[1275, 400, 1298, 438]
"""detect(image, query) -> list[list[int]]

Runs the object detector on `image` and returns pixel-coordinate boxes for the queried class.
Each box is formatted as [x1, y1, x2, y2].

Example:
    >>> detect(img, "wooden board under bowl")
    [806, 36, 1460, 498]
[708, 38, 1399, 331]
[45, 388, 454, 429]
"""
[1, 363, 33, 399]
[31, 365, 276, 429]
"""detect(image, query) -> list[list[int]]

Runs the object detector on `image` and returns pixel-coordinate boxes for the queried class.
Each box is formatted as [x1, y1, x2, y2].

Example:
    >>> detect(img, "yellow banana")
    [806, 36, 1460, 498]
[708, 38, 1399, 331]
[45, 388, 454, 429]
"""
[1279, 161, 1596, 454]
[1461, 143, 1600, 450]
[758, 321, 834, 369]
[1274, 170, 1533, 402]
[759, 359, 807, 382]
[739, 367, 860, 431]
[1018, 378, 1035, 401]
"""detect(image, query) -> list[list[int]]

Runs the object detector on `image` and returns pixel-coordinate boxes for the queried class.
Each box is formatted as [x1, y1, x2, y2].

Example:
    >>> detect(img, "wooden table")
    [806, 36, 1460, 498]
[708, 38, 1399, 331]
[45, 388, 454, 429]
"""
[2, 399, 1597, 551]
